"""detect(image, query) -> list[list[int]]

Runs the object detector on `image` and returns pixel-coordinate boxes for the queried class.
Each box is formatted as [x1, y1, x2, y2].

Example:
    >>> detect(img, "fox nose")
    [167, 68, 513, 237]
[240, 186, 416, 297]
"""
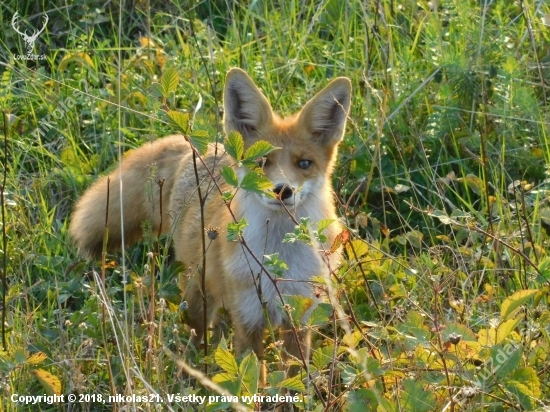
[273, 184, 294, 200]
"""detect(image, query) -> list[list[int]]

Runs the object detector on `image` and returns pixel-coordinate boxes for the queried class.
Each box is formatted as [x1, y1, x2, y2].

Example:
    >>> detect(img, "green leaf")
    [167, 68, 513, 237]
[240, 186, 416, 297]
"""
[166, 110, 189, 134]
[504, 367, 541, 410]
[308, 303, 333, 327]
[267, 370, 285, 387]
[189, 129, 210, 155]
[500, 289, 539, 321]
[161, 67, 179, 94]
[227, 218, 247, 242]
[277, 374, 306, 392]
[14, 349, 27, 365]
[151, 82, 167, 98]
[282, 295, 314, 326]
[428, 209, 455, 225]
[239, 351, 259, 396]
[538, 257, 550, 280]
[492, 344, 522, 379]
[405, 230, 423, 248]
[220, 166, 238, 187]
[317, 219, 335, 233]
[243, 140, 276, 161]
[400, 379, 435, 412]
[224, 131, 245, 161]
[312, 344, 336, 370]
[344, 389, 378, 412]
[263, 253, 288, 278]
[240, 171, 273, 195]
[214, 346, 239, 375]
[442, 322, 477, 342]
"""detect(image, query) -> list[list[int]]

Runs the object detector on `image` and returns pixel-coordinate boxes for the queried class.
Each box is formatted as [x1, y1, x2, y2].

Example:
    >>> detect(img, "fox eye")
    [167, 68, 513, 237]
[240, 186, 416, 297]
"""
[257, 156, 268, 168]
[298, 159, 312, 169]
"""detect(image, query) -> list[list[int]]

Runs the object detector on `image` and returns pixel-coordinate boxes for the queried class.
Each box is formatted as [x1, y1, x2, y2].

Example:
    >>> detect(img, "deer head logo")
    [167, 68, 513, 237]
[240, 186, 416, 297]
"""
[12, 12, 49, 55]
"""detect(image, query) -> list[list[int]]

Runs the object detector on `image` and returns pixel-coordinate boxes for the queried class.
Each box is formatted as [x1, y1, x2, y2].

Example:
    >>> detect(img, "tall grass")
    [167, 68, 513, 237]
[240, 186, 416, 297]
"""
[0, 0, 549, 410]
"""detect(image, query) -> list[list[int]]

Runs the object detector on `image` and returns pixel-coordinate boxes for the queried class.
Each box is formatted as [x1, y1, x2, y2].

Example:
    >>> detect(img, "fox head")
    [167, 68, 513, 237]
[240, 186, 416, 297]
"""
[223, 68, 351, 211]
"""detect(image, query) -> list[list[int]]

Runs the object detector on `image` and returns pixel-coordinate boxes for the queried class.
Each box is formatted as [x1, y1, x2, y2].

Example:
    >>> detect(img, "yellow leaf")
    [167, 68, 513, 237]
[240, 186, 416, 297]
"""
[501, 289, 539, 321]
[342, 330, 363, 349]
[27, 352, 47, 365]
[345, 239, 369, 258]
[496, 316, 522, 343]
[477, 328, 497, 346]
[32, 369, 62, 396]
[59, 52, 95, 71]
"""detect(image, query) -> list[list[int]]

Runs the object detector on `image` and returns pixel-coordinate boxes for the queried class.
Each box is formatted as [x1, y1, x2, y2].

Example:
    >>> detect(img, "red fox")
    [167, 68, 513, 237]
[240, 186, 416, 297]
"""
[70, 68, 351, 363]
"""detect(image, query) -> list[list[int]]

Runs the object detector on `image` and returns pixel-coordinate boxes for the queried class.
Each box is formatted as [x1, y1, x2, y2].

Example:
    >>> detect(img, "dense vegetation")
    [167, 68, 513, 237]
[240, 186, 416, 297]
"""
[1, 0, 549, 410]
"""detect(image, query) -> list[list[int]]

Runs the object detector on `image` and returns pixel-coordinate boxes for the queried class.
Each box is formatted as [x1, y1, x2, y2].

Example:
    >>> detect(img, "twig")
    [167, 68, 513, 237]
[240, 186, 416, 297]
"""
[1, 112, 9, 351]
[190, 147, 209, 374]
[100, 177, 116, 398]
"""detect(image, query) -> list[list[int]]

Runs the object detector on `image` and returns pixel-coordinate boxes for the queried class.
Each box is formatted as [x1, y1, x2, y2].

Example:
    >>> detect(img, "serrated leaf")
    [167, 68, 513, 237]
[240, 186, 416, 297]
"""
[345, 239, 369, 258]
[243, 140, 276, 160]
[501, 289, 539, 321]
[27, 352, 47, 365]
[400, 379, 435, 412]
[14, 349, 27, 365]
[277, 374, 306, 392]
[151, 82, 167, 98]
[220, 166, 238, 187]
[240, 171, 272, 195]
[342, 330, 363, 349]
[189, 130, 209, 155]
[428, 209, 455, 225]
[190, 129, 209, 138]
[308, 302, 333, 326]
[214, 347, 239, 375]
[504, 367, 541, 410]
[492, 344, 522, 379]
[317, 219, 335, 233]
[206, 401, 232, 412]
[344, 389, 378, 412]
[227, 218, 247, 242]
[442, 322, 477, 342]
[330, 229, 350, 253]
[282, 295, 314, 326]
[239, 351, 259, 396]
[267, 370, 285, 387]
[225, 131, 245, 161]
[211, 372, 235, 384]
[166, 110, 189, 134]
[405, 230, 423, 248]
[32, 369, 62, 395]
[496, 316, 522, 343]
[312, 345, 336, 370]
[161, 67, 179, 94]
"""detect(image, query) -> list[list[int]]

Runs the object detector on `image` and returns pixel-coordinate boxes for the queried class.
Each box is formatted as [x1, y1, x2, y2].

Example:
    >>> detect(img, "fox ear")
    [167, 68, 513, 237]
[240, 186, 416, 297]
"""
[223, 68, 273, 141]
[299, 77, 351, 145]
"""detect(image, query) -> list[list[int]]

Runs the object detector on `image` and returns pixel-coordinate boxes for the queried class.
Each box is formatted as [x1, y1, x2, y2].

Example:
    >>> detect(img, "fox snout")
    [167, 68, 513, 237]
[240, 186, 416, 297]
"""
[273, 183, 294, 201]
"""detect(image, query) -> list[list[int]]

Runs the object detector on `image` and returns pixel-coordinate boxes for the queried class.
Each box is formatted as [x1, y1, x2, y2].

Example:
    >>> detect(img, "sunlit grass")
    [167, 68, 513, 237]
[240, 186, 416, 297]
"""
[1, 0, 549, 410]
